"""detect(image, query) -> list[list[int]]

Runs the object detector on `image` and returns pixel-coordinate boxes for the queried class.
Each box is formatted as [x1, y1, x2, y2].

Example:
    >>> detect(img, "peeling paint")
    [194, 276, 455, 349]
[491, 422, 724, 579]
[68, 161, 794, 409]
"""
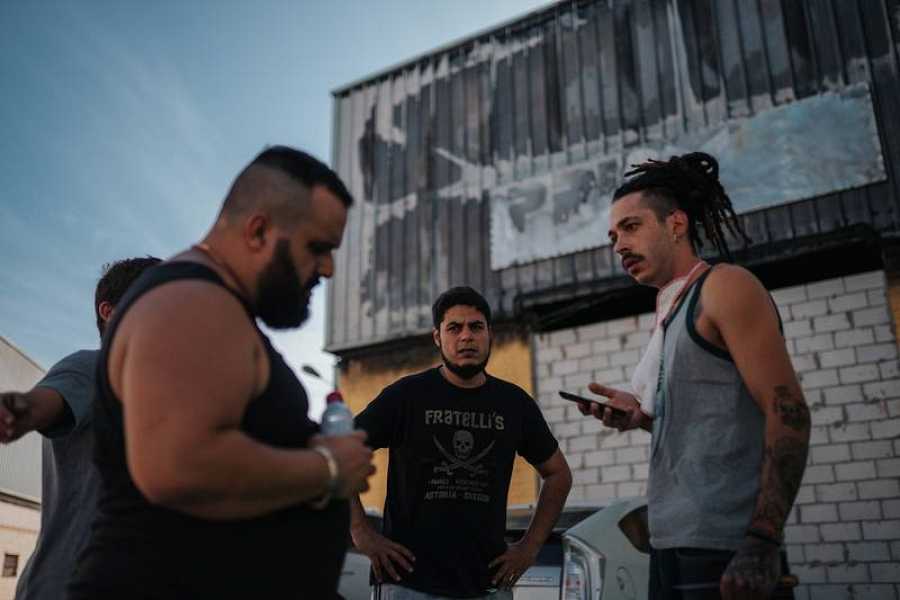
[489, 84, 886, 268]
[327, 0, 900, 352]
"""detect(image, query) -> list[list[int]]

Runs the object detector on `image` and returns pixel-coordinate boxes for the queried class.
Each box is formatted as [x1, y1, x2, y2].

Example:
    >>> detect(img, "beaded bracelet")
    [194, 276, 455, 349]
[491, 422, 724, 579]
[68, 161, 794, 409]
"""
[310, 446, 339, 509]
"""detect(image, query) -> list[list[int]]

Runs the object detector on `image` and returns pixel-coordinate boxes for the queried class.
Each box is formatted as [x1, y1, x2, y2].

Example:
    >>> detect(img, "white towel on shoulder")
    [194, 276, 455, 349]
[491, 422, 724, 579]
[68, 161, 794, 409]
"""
[630, 262, 707, 416]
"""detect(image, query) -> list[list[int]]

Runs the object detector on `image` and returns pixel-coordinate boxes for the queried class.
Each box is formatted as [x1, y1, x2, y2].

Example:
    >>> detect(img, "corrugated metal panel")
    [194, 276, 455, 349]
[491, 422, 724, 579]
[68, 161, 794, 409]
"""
[326, 0, 900, 353]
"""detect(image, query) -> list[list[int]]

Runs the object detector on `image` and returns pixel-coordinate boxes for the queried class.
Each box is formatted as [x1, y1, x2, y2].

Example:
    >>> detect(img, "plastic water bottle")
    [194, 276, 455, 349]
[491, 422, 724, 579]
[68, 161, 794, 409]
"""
[321, 391, 354, 436]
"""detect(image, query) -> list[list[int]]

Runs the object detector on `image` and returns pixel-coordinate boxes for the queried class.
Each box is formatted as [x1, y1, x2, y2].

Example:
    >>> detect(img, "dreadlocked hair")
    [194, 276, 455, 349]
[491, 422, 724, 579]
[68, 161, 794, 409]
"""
[612, 152, 750, 259]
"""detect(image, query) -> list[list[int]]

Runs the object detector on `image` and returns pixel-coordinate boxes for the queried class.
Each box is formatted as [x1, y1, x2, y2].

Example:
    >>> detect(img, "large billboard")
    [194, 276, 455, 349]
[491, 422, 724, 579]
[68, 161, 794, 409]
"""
[490, 84, 886, 268]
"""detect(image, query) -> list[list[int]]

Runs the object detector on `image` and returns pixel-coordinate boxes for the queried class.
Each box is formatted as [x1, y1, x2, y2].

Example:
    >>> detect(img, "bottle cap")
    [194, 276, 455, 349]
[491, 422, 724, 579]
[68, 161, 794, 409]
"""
[326, 391, 344, 404]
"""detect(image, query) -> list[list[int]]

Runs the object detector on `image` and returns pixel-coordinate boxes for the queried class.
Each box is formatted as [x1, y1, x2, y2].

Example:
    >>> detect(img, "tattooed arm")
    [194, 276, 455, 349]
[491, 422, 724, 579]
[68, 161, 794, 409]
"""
[749, 386, 811, 538]
[718, 385, 809, 600]
[700, 266, 810, 599]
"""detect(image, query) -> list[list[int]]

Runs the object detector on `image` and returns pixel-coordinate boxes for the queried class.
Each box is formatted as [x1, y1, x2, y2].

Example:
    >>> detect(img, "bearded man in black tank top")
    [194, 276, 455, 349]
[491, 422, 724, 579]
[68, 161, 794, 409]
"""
[68, 146, 376, 599]
[576, 153, 810, 600]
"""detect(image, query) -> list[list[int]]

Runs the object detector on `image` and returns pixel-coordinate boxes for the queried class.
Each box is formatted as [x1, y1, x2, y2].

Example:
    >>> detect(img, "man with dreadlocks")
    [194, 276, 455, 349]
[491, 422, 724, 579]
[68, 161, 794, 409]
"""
[576, 152, 809, 600]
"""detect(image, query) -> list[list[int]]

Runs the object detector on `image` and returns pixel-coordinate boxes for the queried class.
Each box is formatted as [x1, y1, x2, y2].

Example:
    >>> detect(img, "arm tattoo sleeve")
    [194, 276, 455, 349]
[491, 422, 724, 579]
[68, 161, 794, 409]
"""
[752, 387, 810, 534]
[774, 385, 811, 432]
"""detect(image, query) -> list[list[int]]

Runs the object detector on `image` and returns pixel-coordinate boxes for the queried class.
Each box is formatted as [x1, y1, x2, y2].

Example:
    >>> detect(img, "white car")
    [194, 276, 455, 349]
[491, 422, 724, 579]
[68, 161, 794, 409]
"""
[562, 497, 798, 600]
[505, 504, 603, 599]
[562, 497, 650, 600]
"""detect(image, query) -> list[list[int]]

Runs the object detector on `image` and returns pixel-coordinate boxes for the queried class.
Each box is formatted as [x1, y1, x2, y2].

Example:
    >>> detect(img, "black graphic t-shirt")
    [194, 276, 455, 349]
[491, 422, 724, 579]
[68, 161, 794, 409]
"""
[355, 367, 558, 598]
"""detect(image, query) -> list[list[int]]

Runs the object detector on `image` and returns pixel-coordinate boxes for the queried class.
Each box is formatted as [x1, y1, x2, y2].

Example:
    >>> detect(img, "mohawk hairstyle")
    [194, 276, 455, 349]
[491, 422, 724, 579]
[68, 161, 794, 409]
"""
[612, 152, 750, 258]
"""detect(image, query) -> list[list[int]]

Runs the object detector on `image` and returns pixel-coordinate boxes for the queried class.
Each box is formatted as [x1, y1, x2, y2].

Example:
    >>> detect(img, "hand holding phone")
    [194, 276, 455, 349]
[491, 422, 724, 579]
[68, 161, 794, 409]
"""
[558, 391, 629, 418]
[560, 384, 644, 432]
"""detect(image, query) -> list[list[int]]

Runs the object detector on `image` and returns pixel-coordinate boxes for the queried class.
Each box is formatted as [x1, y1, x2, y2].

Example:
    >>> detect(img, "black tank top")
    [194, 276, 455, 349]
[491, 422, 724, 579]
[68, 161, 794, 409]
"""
[68, 262, 349, 599]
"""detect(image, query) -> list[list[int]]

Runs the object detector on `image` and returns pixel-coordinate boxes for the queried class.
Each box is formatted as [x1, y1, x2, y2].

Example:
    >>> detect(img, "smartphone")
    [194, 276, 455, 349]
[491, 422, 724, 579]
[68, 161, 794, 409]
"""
[558, 391, 629, 418]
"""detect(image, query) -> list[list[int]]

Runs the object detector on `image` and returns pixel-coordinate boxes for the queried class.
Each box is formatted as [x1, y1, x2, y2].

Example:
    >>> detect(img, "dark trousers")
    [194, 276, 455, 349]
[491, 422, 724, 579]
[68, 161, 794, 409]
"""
[649, 547, 735, 600]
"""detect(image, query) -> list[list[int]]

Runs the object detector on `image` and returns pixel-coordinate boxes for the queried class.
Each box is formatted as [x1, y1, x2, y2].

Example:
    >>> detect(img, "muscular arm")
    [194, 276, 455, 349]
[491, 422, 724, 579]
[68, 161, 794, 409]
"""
[703, 266, 810, 540]
[115, 281, 366, 520]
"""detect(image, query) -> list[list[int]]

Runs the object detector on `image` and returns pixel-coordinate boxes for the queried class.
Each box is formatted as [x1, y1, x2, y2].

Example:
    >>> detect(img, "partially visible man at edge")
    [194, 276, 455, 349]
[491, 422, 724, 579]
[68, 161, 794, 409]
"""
[578, 153, 810, 600]
[67, 146, 375, 599]
[0, 256, 160, 600]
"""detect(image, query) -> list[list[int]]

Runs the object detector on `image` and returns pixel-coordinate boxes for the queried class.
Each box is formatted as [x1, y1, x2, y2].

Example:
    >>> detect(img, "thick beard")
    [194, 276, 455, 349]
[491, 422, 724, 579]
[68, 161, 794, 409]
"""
[256, 238, 316, 329]
[440, 343, 491, 381]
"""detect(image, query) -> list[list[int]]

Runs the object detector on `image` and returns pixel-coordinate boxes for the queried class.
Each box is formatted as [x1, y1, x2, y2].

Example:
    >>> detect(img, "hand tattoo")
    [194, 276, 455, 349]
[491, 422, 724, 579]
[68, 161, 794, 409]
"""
[722, 537, 781, 593]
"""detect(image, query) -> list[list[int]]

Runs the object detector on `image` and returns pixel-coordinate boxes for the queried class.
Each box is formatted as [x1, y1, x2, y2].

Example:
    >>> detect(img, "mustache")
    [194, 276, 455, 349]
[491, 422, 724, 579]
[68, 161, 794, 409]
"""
[621, 252, 644, 264]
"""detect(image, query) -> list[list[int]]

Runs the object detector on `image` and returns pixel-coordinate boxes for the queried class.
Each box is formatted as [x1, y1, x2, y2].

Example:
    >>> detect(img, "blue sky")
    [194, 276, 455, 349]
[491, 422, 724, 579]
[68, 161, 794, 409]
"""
[0, 0, 549, 416]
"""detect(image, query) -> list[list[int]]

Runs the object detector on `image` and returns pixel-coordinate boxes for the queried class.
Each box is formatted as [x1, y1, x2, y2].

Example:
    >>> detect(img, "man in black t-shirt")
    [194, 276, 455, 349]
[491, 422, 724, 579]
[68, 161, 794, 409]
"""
[353, 286, 572, 599]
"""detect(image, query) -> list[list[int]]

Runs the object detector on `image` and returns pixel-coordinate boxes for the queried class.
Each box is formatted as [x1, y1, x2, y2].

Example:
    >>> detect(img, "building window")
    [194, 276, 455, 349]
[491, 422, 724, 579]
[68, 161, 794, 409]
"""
[2, 554, 18, 577]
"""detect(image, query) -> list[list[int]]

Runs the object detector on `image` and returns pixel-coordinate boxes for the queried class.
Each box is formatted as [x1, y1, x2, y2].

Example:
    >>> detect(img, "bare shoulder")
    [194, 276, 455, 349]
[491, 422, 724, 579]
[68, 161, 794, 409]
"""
[110, 279, 263, 403]
[706, 263, 763, 289]
[705, 263, 767, 298]
[112, 279, 260, 373]
[119, 279, 255, 343]
[702, 264, 772, 318]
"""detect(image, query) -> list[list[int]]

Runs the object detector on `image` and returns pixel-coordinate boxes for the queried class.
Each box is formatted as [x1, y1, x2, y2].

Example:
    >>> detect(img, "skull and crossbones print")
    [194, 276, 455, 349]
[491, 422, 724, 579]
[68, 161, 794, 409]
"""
[433, 430, 495, 476]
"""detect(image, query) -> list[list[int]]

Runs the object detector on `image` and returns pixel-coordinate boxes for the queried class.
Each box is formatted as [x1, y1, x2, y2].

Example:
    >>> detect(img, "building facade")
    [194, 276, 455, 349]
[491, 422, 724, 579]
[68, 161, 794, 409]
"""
[0, 336, 44, 600]
[328, 1, 900, 597]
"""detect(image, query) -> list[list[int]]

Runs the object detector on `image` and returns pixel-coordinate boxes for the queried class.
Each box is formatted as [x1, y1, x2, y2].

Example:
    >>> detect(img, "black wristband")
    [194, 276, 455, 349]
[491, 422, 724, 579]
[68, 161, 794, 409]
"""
[747, 527, 781, 547]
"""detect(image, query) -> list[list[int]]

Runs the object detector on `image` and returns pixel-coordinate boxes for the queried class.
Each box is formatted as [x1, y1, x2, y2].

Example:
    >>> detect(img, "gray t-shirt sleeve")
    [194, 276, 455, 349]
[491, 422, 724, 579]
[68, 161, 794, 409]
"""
[35, 349, 98, 438]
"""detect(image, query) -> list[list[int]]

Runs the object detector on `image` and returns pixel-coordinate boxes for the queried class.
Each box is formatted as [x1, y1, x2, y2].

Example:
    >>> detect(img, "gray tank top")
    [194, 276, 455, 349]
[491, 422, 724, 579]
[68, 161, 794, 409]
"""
[647, 269, 765, 551]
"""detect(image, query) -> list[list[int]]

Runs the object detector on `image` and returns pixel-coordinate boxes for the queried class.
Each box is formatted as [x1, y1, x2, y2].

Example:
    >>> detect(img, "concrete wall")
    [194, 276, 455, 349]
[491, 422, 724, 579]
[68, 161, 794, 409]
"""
[0, 502, 39, 600]
[533, 270, 900, 600]
[340, 328, 540, 512]
[0, 337, 43, 502]
[0, 336, 45, 599]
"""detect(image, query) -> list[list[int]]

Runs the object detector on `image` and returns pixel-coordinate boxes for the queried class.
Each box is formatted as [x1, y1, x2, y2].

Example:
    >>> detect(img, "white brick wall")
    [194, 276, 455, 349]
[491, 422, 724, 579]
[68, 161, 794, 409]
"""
[533, 270, 900, 599]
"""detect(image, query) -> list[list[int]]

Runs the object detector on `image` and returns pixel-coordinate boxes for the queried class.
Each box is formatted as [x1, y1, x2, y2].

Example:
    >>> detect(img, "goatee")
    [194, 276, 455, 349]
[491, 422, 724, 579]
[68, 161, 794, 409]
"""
[440, 347, 490, 380]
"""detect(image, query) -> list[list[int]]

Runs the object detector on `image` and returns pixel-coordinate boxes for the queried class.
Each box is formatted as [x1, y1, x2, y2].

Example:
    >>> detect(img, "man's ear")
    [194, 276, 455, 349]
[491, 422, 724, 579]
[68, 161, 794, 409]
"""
[97, 301, 114, 324]
[433, 328, 441, 348]
[668, 208, 689, 239]
[244, 213, 270, 252]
